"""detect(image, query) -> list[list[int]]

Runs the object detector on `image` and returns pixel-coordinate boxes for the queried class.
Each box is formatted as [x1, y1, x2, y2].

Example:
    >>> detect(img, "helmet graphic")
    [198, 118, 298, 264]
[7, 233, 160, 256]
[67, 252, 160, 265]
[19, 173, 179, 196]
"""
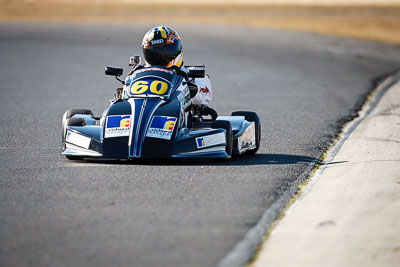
[142, 26, 183, 68]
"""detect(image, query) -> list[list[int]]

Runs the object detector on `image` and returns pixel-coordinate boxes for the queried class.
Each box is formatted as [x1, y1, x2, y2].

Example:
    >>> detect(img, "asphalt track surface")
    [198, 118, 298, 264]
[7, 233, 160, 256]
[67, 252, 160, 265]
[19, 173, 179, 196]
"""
[1, 23, 400, 267]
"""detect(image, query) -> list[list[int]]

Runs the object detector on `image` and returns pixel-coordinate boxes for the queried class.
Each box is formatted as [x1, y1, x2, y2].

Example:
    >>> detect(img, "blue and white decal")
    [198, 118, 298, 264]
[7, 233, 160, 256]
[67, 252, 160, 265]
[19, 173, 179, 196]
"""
[128, 98, 162, 157]
[238, 122, 256, 152]
[146, 116, 177, 140]
[105, 115, 131, 138]
[196, 133, 226, 149]
[66, 130, 91, 149]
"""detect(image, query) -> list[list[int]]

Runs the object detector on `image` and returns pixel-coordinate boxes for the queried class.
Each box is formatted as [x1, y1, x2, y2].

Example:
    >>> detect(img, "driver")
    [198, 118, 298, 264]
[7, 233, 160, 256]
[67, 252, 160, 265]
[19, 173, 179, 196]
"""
[140, 26, 216, 117]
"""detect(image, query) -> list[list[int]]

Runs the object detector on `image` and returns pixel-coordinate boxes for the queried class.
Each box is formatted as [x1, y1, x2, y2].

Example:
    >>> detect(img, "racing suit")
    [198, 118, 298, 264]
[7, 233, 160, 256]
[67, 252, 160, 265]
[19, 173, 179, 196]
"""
[189, 73, 212, 107]
[188, 73, 217, 119]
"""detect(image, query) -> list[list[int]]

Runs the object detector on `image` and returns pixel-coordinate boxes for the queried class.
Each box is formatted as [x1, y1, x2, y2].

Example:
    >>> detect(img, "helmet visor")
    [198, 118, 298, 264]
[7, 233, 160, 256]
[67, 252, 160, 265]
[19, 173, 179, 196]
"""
[143, 39, 182, 66]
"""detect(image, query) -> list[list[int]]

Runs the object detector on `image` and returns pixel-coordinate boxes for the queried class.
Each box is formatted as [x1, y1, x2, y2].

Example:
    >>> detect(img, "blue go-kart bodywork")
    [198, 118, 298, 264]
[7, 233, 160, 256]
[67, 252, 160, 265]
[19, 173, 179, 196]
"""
[61, 65, 260, 160]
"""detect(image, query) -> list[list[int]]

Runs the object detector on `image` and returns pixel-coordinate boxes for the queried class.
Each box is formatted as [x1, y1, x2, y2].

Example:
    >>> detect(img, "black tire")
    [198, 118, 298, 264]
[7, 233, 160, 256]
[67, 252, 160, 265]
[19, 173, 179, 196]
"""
[63, 118, 87, 160]
[62, 109, 92, 160]
[62, 109, 92, 144]
[66, 117, 86, 127]
[211, 120, 233, 156]
[65, 155, 83, 160]
[231, 111, 261, 154]
[64, 109, 93, 119]
[62, 117, 87, 143]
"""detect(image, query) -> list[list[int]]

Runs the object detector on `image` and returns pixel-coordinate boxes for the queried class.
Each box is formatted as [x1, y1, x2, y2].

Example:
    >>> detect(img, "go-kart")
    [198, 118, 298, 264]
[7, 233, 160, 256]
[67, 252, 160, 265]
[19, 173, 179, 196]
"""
[61, 56, 261, 160]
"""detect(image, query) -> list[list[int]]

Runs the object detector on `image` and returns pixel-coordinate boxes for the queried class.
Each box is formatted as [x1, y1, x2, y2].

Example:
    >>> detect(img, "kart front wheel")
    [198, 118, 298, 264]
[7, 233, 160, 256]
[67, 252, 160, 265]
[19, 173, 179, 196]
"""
[64, 109, 94, 119]
[62, 117, 87, 144]
[62, 109, 92, 144]
[211, 120, 233, 156]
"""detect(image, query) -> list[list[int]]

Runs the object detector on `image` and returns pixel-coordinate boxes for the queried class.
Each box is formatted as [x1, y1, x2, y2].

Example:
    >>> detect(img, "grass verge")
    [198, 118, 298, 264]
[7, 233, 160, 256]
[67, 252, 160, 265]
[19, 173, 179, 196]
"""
[0, 3, 400, 45]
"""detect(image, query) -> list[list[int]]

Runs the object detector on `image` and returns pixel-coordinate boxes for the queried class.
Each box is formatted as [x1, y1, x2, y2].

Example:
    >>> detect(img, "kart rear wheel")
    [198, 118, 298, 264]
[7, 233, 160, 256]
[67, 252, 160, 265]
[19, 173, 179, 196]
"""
[231, 111, 261, 154]
[211, 120, 233, 156]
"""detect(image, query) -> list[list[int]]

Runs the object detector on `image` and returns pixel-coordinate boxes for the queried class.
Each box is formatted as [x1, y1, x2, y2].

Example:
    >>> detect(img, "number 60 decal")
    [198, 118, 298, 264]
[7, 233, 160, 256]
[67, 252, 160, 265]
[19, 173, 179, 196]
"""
[130, 79, 169, 95]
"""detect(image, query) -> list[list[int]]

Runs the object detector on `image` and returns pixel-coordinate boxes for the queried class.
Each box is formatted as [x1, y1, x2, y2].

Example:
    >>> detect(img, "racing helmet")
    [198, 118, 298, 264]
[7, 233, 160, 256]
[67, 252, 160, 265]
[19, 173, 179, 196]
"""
[142, 26, 183, 68]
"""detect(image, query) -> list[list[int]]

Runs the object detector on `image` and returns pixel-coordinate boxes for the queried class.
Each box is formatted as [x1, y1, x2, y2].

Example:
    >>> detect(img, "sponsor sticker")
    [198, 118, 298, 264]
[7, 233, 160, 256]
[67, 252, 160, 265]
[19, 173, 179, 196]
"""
[146, 116, 177, 140]
[66, 131, 91, 149]
[105, 115, 131, 138]
[238, 122, 256, 151]
[196, 132, 226, 149]
[200, 87, 210, 93]
[134, 67, 173, 75]
[177, 91, 187, 106]
[177, 88, 191, 110]
[150, 39, 165, 45]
